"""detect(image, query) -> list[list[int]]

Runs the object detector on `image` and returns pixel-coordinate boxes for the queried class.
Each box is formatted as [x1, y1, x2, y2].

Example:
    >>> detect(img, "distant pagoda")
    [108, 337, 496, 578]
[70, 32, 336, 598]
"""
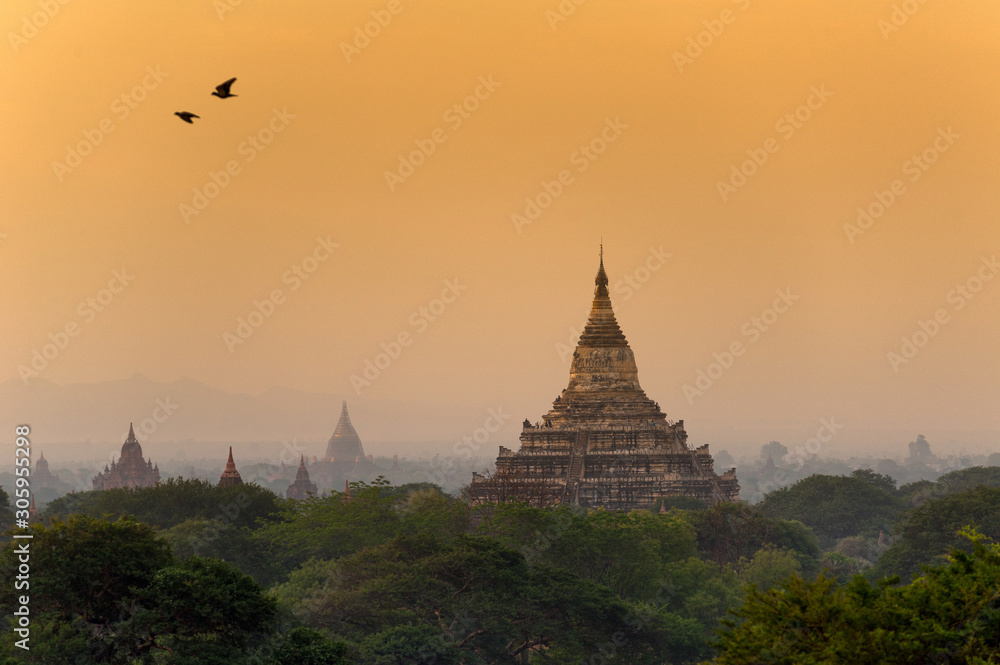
[218, 447, 243, 487]
[32, 451, 58, 488]
[286, 455, 318, 500]
[309, 401, 381, 489]
[468, 248, 739, 510]
[92, 423, 161, 490]
[325, 402, 365, 461]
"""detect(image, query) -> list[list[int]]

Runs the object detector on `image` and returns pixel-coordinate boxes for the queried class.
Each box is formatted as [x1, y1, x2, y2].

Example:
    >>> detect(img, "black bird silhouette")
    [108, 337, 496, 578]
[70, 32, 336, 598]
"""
[174, 112, 200, 124]
[212, 78, 237, 98]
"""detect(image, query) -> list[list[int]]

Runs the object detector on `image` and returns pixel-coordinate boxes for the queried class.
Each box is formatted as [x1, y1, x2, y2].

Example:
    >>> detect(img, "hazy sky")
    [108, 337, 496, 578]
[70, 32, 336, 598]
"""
[3, 0, 999, 457]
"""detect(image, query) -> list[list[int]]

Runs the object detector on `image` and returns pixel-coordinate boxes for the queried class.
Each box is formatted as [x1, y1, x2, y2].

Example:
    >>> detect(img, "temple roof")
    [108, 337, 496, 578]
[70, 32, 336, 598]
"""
[577, 247, 629, 348]
[121, 423, 143, 459]
[219, 446, 243, 486]
[286, 455, 318, 500]
[325, 401, 365, 461]
[294, 455, 311, 482]
[541, 248, 667, 427]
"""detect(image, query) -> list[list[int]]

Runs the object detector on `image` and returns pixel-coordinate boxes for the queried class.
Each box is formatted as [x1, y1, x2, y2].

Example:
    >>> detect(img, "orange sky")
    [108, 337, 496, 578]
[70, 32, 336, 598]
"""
[2, 0, 999, 457]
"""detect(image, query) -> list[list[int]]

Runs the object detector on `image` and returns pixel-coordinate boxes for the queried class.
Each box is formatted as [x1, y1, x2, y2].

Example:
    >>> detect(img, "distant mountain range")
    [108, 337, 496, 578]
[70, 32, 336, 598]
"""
[0, 374, 518, 461]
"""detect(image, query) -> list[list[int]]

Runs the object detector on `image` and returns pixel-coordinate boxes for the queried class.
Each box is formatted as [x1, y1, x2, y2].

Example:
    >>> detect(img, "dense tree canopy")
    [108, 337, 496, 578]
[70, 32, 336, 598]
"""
[872, 485, 1000, 581]
[0, 515, 276, 664]
[273, 532, 704, 664]
[11, 467, 1000, 664]
[757, 471, 906, 546]
[44, 477, 285, 530]
[711, 529, 1000, 664]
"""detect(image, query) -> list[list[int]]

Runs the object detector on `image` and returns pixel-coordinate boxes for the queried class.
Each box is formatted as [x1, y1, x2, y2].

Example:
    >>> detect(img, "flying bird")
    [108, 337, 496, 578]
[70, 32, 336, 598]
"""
[212, 77, 237, 99]
[174, 112, 200, 124]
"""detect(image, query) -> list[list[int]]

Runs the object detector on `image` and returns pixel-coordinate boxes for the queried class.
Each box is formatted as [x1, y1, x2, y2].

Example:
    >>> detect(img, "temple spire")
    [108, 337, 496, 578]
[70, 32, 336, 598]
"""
[326, 401, 365, 461]
[218, 446, 243, 486]
[577, 247, 626, 348]
[286, 455, 318, 500]
[128, 423, 136, 441]
[595, 245, 609, 296]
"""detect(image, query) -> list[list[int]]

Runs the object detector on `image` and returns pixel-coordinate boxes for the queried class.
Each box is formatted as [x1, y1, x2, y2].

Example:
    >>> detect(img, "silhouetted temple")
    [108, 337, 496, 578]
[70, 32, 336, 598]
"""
[468, 249, 739, 510]
[286, 455, 318, 500]
[309, 401, 381, 488]
[325, 402, 365, 461]
[218, 447, 243, 487]
[92, 424, 161, 490]
[32, 451, 58, 488]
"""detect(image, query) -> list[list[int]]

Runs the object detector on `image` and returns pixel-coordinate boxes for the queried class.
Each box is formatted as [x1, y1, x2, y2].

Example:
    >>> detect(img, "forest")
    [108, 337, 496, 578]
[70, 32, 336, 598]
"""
[3, 462, 1000, 663]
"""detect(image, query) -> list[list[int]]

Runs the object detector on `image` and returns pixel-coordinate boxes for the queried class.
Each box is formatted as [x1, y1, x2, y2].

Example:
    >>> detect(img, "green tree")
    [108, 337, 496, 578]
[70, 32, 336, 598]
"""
[253, 483, 468, 583]
[757, 474, 905, 546]
[0, 515, 172, 625]
[0, 487, 13, 529]
[735, 546, 801, 591]
[850, 468, 897, 493]
[685, 502, 821, 571]
[906, 434, 936, 465]
[759, 441, 787, 466]
[264, 627, 351, 665]
[871, 485, 1000, 581]
[711, 528, 1000, 664]
[934, 466, 1000, 495]
[659, 556, 743, 645]
[274, 533, 676, 664]
[44, 478, 285, 530]
[161, 518, 278, 586]
[477, 502, 698, 601]
[0, 516, 275, 663]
